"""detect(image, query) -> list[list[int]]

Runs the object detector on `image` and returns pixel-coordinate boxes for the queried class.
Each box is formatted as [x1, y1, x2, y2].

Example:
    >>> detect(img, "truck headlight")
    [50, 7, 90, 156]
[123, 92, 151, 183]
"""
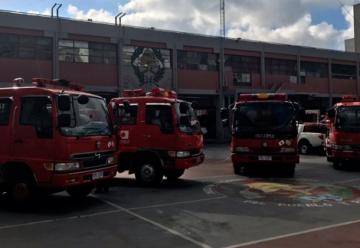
[54, 162, 80, 172]
[176, 151, 191, 158]
[235, 147, 250, 153]
[107, 156, 116, 164]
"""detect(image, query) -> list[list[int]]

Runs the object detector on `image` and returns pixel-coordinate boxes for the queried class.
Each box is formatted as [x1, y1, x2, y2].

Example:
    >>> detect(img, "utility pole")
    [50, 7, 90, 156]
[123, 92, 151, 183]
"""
[217, 0, 226, 141]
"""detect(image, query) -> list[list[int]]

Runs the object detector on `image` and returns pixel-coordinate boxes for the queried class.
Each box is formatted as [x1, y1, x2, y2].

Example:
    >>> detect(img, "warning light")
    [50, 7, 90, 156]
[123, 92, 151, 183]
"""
[31, 78, 84, 91]
[12, 77, 24, 87]
[341, 95, 357, 102]
[122, 89, 146, 97]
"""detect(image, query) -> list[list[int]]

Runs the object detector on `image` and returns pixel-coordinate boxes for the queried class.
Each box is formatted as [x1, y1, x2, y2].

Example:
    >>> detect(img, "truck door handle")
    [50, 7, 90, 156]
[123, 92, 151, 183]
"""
[14, 139, 24, 144]
[144, 135, 151, 138]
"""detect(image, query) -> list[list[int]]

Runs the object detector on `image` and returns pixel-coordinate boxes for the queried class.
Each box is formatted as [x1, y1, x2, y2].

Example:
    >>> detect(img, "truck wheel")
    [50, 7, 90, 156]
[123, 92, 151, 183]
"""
[333, 160, 343, 170]
[233, 163, 243, 175]
[165, 169, 184, 181]
[67, 185, 94, 198]
[285, 164, 296, 177]
[9, 176, 36, 204]
[298, 140, 312, 155]
[135, 162, 163, 186]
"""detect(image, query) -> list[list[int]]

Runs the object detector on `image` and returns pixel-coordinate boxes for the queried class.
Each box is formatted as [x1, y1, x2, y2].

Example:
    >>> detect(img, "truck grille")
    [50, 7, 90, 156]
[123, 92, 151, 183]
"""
[71, 151, 113, 169]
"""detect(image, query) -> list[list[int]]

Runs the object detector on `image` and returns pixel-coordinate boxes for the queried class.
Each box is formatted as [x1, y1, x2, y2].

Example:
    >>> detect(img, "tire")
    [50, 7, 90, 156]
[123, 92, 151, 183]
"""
[298, 140, 312, 155]
[333, 160, 343, 170]
[8, 175, 36, 205]
[233, 163, 243, 175]
[67, 185, 94, 198]
[165, 169, 185, 181]
[285, 164, 296, 177]
[135, 161, 163, 186]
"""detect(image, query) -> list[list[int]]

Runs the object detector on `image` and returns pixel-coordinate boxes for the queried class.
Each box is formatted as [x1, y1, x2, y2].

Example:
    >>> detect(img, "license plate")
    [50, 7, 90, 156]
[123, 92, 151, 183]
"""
[258, 156, 272, 161]
[92, 171, 104, 180]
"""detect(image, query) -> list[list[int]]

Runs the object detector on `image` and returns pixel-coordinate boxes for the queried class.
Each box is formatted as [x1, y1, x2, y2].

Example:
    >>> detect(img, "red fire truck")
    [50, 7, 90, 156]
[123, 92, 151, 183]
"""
[0, 78, 117, 203]
[109, 87, 204, 186]
[326, 96, 360, 169]
[222, 93, 301, 176]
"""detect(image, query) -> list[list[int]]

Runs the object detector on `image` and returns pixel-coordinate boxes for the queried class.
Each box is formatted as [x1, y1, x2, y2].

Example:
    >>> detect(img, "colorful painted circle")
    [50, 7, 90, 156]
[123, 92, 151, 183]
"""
[211, 179, 360, 208]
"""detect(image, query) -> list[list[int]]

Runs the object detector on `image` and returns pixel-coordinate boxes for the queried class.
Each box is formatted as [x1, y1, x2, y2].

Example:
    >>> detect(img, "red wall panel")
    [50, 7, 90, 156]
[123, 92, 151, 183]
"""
[0, 58, 52, 83]
[178, 70, 218, 90]
[332, 79, 357, 95]
[59, 62, 118, 87]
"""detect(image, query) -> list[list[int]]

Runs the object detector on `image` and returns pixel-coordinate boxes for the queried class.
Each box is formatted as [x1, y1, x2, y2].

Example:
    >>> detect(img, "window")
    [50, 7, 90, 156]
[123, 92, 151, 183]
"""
[303, 124, 327, 134]
[177, 51, 218, 71]
[0, 98, 11, 126]
[265, 58, 297, 76]
[145, 105, 173, 133]
[117, 105, 138, 125]
[122, 46, 172, 69]
[300, 61, 328, 78]
[225, 55, 260, 73]
[20, 97, 53, 138]
[332, 64, 356, 80]
[233, 73, 251, 85]
[59, 39, 117, 64]
[0, 33, 52, 60]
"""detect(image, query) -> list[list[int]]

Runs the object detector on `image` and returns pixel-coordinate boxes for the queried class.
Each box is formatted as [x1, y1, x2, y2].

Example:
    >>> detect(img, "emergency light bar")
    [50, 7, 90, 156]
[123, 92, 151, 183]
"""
[122, 87, 177, 99]
[31, 78, 84, 91]
[122, 89, 146, 97]
[341, 95, 358, 102]
[148, 87, 177, 99]
[238, 93, 288, 102]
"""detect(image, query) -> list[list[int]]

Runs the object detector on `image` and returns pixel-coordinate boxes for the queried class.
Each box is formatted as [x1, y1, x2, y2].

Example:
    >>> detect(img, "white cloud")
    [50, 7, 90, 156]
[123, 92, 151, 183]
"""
[67, 4, 114, 23]
[65, 0, 356, 50]
[27, 8, 51, 16]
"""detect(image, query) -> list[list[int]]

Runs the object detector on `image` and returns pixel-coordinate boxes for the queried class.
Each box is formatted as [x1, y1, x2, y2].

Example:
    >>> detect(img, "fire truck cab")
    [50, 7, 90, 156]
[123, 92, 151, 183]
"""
[222, 93, 301, 176]
[326, 96, 360, 169]
[109, 87, 204, 186]
[0, 78, 117, 202]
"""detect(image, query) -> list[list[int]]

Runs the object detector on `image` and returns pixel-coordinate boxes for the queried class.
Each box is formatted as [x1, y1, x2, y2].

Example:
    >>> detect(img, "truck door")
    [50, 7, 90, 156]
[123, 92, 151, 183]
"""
[0, 98, 12, 163]
[11, 96, 55, 166]
[117, 103, 139, 151]
[144, 103, 176, 150]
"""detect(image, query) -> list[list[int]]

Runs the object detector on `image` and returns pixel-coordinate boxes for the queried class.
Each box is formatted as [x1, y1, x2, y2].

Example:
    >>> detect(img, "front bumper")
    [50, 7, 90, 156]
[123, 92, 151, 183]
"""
[164, 153, 205, 170]
[231, 153, 299, 165]
[331, 150, 360, 161]
[42, 165, 117, 189]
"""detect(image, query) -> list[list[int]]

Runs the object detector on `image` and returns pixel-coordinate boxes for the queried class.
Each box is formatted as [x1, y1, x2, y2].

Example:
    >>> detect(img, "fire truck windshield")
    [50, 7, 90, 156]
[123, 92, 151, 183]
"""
[233, 102, 296, 135]
[336, 106, 360, 131]
[176, 102, 201, 134]
[59, 96, 111, 137]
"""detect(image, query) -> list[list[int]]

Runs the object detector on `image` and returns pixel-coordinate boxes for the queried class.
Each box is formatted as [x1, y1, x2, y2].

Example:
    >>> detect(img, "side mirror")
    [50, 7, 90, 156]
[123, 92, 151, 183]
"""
[222, 119, 229, 127]
[328, 108, 335, 119]
[58, 95, 71, 112]
[58, 114, 71, 128]
[180, 103, 188, 114]
[123, 101, 131, 113]
[220, 107, 229, 120]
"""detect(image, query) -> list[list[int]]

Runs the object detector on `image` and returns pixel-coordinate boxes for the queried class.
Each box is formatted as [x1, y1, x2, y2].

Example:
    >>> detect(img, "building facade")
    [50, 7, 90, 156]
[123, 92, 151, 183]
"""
[1, 10, 360, 141]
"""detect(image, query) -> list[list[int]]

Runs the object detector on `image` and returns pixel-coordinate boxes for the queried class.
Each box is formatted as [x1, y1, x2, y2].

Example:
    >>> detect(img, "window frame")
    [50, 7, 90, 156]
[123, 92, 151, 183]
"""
[0, 97, 12, 126]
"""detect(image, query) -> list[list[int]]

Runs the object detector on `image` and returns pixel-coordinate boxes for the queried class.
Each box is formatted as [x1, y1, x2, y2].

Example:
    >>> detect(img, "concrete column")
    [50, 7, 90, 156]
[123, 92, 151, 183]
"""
[297, 54, 301, 84]
[328, 59, 333, 107]
[260, 50, 266, 88]
[357, 60, 360, 98]
[171, 47, 178, 91]
[354, 4, 360, 53]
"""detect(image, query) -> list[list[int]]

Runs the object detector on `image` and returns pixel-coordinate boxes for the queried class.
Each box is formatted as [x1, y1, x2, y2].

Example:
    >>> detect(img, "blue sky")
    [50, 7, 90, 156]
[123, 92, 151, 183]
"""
[0, 0, 350, 29]
[0, 0, 355, 50]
